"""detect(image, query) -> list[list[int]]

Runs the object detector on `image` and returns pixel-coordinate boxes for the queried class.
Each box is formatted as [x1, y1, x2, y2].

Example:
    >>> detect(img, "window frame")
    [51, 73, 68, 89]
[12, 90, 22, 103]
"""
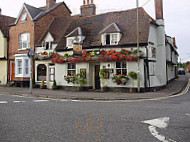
[21, 12, 27, 22]
[115, 61, 127, 75]
[19, 33, 30, 50]
[25, 59, 29, 75]
[49, 66, 55, 82]
[102, 33, 119, 46]
[67, 63, 76, 76]
[17, 59, 22, 75]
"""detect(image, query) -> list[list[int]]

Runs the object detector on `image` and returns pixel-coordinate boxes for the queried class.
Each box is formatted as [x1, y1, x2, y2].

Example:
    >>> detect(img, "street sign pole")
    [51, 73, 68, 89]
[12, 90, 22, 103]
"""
[27, 48, 33, 94]
[136, 0, 140, 93]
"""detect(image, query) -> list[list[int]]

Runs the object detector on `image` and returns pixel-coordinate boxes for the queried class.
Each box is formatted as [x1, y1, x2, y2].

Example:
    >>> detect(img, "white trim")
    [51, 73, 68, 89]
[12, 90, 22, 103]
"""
[65, 27, 82, 37]
[99, 23, 121, 34]
[14, 4, 34, 25]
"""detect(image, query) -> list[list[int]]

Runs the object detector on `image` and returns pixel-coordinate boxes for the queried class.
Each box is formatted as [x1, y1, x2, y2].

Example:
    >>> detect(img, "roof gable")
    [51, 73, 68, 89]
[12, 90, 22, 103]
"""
[99, 23, 121, 34]
[65, 27, 82, 37]
[14, 3, 42, 24]
[44, 32, 54, 41]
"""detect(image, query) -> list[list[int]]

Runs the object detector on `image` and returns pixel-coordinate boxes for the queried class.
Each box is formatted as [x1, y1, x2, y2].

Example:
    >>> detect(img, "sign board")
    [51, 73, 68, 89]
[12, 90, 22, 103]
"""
[73, 44, 82, 58]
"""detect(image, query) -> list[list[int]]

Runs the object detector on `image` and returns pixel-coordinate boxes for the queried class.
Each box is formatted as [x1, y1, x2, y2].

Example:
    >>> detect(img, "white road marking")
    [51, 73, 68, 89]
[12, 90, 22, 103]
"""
[33, 100, 49, 102]
[142, 117, 176, 142]
[13, 101, 26, 103]
[0, 101, 8, 104]
[143, 117, 170, 129]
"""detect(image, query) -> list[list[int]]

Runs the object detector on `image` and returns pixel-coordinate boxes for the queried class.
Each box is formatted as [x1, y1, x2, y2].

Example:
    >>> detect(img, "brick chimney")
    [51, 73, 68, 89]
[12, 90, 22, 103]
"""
[155, 0, 163, 19]
[81, 0, 96, 17]
[46, 0, 56, 10]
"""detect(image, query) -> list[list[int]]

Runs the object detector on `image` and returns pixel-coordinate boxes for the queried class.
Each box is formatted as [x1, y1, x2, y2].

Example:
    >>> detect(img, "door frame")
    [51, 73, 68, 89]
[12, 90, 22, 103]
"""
[93, 63, 100, 89]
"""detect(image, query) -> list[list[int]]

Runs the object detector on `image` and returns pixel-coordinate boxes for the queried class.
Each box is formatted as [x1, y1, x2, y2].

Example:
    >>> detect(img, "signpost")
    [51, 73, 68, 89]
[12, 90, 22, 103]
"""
[27, 48, 35, 94]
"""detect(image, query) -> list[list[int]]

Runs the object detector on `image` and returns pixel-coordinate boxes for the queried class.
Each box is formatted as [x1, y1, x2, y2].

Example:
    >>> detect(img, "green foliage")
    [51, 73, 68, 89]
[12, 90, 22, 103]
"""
[99, 69, 108, 79]
[112, 74, 129, 85]
[53, 80, 57, 87]
[128, 71, 137, 80]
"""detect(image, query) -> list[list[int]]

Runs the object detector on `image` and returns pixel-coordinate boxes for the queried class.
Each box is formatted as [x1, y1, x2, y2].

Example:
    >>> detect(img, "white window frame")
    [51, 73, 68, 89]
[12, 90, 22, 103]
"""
[49, 66, 55, 82]
[102, 33, 121, 46]
[15, 54, 30, 78]
[19, 33, 30, 50]
[115, 61, 127, 75]
[21, 12, 27, 22]
[67, 63, 76, 75]
[17, 59, 22, 75]
[25, 59, 29, 75]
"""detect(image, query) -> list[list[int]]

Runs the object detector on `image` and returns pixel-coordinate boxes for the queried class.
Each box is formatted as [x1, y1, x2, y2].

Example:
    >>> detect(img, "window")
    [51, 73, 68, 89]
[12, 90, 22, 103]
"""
[37, 64, 47, 81]
[67, 63, 76, 75]
[17, 59, 22, 75]
[116, 61, 127, 75]
[19, 33, 30, 49]
[49, 67, 55, 82]
[21, 12, 27, 22]
[111, 34, 118, 45]
[44, 42, 53, 50]
[67, 38, 74, 47]
[103, 33, 119, 45]
[25, 59, 29, 75]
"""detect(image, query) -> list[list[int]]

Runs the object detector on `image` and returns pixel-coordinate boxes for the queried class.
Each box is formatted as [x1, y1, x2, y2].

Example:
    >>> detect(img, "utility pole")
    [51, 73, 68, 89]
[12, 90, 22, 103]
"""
[27, 48, 34, 94]
[136, 0, 140, 93]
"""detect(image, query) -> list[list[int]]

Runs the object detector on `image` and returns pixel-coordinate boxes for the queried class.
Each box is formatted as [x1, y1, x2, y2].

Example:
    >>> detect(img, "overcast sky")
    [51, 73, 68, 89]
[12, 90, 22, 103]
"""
[0, 0, 189, 62]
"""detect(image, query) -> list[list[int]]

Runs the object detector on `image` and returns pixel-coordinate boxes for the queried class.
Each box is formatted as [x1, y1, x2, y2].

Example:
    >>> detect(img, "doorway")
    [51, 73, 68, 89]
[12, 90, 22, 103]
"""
[11, 62, 15, 81]
[94, 65, 100, 89]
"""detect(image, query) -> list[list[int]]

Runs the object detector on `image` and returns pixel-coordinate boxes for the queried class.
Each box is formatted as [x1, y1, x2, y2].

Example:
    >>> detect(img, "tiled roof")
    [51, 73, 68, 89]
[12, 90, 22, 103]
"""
[13, 2, 71, 25]
[24, 3, 42, 19]
[36, 17, 72, 46]
[0, 15, 16, 37]
[56, 7, 151, 51]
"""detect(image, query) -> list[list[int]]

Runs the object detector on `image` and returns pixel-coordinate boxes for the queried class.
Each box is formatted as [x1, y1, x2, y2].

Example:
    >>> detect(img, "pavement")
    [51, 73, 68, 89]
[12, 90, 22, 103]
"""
[0, 75, 189, 101]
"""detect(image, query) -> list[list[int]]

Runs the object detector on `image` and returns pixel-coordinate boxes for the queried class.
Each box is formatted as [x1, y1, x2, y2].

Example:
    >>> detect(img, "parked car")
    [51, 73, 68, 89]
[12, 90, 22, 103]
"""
[178, 68, 186, 75]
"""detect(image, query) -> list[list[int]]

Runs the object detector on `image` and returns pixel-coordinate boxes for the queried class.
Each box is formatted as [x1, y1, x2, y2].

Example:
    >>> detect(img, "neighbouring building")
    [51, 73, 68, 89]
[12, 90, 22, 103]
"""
[0, 9, 15, 85]
[35, 0, 178, 92]
[8, 0, 71, 87]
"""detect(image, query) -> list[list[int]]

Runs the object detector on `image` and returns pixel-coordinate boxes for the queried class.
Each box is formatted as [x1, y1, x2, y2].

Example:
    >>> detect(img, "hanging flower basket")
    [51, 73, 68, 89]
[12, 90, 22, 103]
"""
[112, 74, 129, 85]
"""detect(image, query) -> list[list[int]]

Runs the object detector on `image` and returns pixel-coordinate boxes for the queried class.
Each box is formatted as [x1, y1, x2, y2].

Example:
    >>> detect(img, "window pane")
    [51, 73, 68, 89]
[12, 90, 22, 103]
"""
[122, 62, 126, 68]
[116, 69, 121, 75]
[122, 69, 127, 75]
[71, 63, 76, 69]
[116, 62, 121, 68]
[68, 63, 71, 69]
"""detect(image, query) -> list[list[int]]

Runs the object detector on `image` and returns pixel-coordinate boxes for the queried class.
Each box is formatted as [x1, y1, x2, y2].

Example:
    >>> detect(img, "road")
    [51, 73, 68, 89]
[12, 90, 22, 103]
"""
[0, 88, 190, 142]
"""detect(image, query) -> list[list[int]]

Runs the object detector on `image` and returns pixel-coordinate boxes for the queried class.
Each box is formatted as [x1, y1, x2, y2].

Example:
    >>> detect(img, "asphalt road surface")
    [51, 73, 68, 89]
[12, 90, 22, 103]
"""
[0, 89, 190, 142]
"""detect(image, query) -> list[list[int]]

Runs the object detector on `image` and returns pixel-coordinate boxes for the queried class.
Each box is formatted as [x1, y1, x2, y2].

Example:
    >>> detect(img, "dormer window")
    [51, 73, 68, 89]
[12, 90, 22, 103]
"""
[21, 12, 27, 22]
[66, 27, 85, 49]
[42, 41, 53, 50]
[102, 33, 120, 45]
[99, 23, 122, 46]
[42, 33, 54, 50]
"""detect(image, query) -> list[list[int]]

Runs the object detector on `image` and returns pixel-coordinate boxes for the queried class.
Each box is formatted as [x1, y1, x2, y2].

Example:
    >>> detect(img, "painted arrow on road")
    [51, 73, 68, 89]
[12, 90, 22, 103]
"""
[142, 117, 176, 142]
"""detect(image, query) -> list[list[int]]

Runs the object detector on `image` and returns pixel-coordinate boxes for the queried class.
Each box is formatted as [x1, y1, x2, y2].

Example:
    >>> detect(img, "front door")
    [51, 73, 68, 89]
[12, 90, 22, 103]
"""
[95, 65, 100, 89]
[11, 62, 15, 81]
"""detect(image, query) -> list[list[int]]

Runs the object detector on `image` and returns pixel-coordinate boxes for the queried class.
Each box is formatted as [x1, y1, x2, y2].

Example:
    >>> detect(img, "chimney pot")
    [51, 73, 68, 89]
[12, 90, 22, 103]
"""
[91, 0, 94, 4]
[155, 0, 163, 19]
[46, 0, 56, 10]
[0, 8, 1, 15]
[87, 0, 89, 5]
[83, 0, 85, 5]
